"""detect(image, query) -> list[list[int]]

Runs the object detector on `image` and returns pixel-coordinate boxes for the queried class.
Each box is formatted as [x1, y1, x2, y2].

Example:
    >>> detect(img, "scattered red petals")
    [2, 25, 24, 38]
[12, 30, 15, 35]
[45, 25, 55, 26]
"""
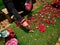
[15, 4, 60, 33]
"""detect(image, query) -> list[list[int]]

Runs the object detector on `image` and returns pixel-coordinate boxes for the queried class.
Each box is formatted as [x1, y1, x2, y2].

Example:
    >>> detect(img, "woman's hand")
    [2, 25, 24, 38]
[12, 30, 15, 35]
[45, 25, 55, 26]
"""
[21, 20, 30, 29]
[22, 21, 29, 27]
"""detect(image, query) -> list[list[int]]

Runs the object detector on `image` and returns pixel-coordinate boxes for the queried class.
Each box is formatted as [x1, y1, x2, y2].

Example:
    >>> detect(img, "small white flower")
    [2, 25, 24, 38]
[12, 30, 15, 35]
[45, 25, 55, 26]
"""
[40, 14, 41, 16]
[31, 35, 33, 37]
[34, 39, 37, 41]
[49, 14, 50, 16]
[55, 20, 56, 22]
[21, 36, 24, 39]
[48, 16, 50, 18]
[58, 38, 60, 42]
[41, 15, 44, 17]
[35, 27, 38, 29]
[46, 25, 49, 28]
[43, 19, 46, 20]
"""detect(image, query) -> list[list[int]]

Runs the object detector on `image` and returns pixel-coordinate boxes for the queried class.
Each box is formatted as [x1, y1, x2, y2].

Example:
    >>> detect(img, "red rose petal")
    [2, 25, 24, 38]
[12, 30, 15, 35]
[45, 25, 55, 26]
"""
[39, 11, 44, 15]
[30, 16, 35, 20]
[33, 19, 37, 23]
[55, 14, 59, 18]
[45, 4, 49, 7]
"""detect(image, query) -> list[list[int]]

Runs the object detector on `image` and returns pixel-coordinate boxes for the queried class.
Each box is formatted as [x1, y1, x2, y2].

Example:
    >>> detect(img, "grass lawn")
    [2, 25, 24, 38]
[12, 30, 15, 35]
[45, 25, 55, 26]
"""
[0, 0, 5, 10]
[0, 3, 60, 45]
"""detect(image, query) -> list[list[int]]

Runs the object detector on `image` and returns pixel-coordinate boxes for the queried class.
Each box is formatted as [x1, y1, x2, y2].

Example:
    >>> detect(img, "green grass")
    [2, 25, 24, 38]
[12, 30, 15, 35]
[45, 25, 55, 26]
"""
[0, 0, 5, 10]
[8, 17, 60, 45]
[0, 3, 60, 45]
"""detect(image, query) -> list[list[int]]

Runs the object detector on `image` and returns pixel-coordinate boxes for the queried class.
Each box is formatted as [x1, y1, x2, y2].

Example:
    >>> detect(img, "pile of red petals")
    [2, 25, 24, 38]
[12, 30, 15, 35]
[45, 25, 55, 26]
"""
[38, 23, 46, 32]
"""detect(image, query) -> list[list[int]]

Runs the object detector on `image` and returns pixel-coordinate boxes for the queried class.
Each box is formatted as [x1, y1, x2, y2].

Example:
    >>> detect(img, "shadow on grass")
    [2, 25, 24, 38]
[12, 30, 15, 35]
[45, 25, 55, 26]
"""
[20, 26, 29, 33]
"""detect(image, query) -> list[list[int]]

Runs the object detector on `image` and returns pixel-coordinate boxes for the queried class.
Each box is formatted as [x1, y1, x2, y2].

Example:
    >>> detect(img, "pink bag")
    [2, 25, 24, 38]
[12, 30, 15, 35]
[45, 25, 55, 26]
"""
[6, 38, 18, 45]
[25, 3, 32, 11]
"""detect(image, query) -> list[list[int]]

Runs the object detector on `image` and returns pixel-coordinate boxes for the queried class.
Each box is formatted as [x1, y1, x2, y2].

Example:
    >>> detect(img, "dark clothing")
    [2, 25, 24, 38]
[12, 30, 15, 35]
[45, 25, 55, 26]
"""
[3, 0, 33, 22]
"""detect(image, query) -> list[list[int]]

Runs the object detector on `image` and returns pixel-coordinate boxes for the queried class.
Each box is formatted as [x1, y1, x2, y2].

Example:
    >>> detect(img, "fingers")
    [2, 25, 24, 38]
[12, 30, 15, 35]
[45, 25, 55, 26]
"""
[21, 21, 31, 30]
